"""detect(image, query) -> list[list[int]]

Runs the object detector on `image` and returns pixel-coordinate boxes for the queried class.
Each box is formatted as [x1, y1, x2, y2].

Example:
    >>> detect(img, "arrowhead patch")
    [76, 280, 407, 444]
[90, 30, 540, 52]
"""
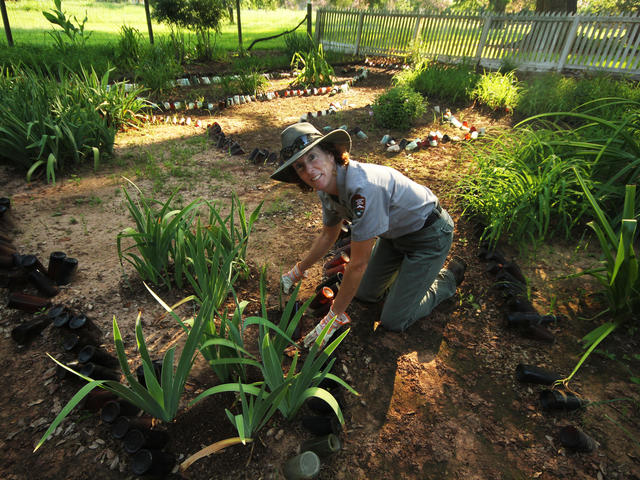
[352, 194, 366, 218]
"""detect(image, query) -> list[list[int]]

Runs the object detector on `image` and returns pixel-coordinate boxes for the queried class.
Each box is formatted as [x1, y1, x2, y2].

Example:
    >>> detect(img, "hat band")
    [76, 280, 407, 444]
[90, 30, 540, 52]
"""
[280, 133, 322, 162]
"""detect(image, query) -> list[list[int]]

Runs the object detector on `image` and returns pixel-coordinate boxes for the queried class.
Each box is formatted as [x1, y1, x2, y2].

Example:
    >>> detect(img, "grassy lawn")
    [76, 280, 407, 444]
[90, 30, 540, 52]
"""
[2, 0, 307, 51]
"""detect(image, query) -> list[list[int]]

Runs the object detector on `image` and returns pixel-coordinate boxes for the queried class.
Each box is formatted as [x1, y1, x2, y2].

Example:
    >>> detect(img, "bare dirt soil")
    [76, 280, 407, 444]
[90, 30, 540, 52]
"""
[0, 64, 639, 480]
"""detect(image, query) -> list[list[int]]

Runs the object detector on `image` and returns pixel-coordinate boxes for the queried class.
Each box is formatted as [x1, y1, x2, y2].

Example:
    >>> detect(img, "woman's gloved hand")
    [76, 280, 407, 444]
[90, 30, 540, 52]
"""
[303, 308, 351, 348]
[281, 262, 306, 294]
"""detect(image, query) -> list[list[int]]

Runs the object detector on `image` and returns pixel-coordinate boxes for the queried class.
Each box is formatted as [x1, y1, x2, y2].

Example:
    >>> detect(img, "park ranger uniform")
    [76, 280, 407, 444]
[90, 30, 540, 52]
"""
[318, 159, 456, 332]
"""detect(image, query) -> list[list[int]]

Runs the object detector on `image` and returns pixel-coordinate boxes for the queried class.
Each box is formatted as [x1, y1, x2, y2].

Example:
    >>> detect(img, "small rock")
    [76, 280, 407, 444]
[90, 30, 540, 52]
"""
[30, 417, 48, 429]
[75, 446, 85, 456]
[109, 455, 119, 470]
[275, 429, 284, 440]
[266, 428, 275, 437]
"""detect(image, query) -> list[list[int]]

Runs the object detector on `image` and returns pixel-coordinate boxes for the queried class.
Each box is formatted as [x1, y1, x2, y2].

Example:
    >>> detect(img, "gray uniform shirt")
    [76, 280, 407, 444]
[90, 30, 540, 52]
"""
[318, 160, 439, 242]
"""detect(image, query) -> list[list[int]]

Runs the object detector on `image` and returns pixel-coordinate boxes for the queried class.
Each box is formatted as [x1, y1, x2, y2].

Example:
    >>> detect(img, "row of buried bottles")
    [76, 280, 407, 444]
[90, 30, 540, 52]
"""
[2, 251, 78, 303]
[31, 302, 179, 476]
[479, 244, 596, 453]
[0, 197, 9, 218]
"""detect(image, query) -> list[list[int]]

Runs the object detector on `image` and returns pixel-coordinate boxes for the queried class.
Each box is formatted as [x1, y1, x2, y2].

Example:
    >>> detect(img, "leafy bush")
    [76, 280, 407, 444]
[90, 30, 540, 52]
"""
[515, 73, 577, 119]
[0, 64, 147, 183]
[135, 41, 183, 93]
[459, 99, 640, 247]
[458, 128, 589, 247]
[291, 44, 334, 87]
[237, 71, 268, 95]
[166, 27, 191, 65]
[284, 32, 315, 58]
[115, 25, 144, 75]
[472, 70, 521, 111]
[516, 73, 640, 121]
[118, 182, 262, 294]
[117, 185, 200, 290]
[393, 59, 479, 104]
[372, 85, 426, 130]
[152, 0, 224, 61]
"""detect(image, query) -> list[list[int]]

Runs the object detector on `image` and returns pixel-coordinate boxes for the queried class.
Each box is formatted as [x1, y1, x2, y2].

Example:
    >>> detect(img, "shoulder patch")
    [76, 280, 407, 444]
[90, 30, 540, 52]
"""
[352, 194, 366, 218]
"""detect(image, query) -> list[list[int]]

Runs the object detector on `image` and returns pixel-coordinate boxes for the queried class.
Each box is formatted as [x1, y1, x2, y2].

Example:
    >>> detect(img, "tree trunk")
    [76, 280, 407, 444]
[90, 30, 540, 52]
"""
[536, 0, 576, 13]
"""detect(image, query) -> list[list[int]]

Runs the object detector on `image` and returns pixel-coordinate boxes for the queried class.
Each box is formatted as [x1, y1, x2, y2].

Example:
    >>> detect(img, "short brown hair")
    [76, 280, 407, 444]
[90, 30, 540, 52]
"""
[293, 142, 350, 192]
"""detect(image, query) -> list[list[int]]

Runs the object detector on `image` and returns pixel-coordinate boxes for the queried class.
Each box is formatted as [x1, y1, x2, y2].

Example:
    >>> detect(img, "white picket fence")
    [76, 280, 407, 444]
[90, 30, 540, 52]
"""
[315, 9, 640, 76]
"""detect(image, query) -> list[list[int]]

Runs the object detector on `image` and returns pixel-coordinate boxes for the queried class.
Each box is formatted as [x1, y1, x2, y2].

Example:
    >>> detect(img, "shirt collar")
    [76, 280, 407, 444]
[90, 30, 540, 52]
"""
[335, 162, 349, 203]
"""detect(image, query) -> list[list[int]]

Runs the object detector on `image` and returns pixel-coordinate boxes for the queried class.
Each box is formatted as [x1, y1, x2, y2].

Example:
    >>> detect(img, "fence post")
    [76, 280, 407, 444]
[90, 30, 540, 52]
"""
[475, 14, 492, 65]
[355, 11, 365, 56]
[143, 0, 153, 44]
[315, 8, 322, 44]
[411, 14, 422, 50]
[1, 0, 14, 47]
[236, 0, 242, 52]
[307, 0, 312, 38]
[556, 13, 580, 72]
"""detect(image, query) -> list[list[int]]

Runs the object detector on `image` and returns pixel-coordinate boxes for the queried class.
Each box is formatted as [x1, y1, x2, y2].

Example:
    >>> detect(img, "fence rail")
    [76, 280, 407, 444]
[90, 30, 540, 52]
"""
[315, 9, 640, 76]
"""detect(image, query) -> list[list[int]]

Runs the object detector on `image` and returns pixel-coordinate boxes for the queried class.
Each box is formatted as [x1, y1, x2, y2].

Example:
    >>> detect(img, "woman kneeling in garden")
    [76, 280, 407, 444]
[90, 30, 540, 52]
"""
[272, 122, 466, 347]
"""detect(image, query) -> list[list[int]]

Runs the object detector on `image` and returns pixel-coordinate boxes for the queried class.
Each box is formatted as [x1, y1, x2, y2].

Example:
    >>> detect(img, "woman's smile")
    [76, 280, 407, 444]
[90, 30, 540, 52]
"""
[293, 146, 338, 194]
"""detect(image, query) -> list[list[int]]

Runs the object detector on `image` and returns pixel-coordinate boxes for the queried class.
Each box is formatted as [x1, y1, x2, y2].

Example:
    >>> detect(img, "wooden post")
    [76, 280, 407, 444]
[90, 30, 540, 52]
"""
[236, 0, 242, 52]
[556, 14, 580, 72]
[1, 0, 13, 47]
[475, 14, 492, 66]
[307, 0, 312, 38]
[412, 14, 422, 49]
[143, 0, 154, 44]
[355, 11, 364, 55]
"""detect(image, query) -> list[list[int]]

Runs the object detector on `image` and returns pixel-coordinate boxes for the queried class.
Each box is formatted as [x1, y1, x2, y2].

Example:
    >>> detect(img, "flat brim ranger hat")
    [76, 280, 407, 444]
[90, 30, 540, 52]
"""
[271, 122, 351, 183]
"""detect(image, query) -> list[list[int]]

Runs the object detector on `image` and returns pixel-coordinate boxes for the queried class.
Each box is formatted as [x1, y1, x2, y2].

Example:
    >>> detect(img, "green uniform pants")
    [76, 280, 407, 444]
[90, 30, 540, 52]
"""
[355, 208, 456, 332]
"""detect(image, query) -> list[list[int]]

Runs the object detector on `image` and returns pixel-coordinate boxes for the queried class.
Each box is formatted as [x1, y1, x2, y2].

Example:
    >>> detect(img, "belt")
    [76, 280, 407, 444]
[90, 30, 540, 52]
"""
[423, 204, 443, 229]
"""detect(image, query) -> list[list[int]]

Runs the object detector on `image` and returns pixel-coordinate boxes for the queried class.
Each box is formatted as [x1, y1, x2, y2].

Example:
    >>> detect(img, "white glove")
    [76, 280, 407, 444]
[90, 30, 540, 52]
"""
[303, 308, 351, 349]
[281, 262, 305, 294]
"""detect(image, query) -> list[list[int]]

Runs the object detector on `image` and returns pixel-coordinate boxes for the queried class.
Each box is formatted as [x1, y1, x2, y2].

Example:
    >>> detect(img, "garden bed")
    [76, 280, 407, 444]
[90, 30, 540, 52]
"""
[0, 66, 638, 480]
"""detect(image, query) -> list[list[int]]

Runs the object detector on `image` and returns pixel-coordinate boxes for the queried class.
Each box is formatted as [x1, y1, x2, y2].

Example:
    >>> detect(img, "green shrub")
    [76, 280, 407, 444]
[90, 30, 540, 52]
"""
[152, 0, 224, 61]
[0, 64, 146, 183]
[283, 32, 315, 58]
[516, 73, 640, 121]
[237, 70, 268, 95]
[135, 42, 183, 93]
[118, 183, 262, 293]
[459, 99, 640, 247]
[372, 85, 426, 131]
[115, 25, 144, 75]
[472, 70, 522, 111]
[515, 73, 577, 118]
[394, 59, 479, 104]
[291, 44, 334, 87]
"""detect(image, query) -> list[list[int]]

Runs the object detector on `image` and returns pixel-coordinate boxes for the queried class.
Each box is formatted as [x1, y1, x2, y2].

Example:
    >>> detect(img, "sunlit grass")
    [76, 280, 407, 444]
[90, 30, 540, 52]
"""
[2, 1, 306, 51]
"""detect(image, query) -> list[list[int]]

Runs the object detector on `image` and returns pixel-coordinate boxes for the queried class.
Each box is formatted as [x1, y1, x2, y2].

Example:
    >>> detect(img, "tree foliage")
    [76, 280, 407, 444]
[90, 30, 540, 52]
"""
[151, 0, 225, 33]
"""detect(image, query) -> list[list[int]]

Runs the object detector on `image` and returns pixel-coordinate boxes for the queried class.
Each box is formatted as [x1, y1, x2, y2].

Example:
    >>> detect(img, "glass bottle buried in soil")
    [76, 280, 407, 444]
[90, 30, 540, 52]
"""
[284, 451, 320, 480]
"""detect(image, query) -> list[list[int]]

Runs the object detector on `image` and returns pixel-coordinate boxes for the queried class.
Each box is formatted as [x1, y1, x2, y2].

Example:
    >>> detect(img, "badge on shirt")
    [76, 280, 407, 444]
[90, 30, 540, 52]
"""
[352, 194, 366, 218]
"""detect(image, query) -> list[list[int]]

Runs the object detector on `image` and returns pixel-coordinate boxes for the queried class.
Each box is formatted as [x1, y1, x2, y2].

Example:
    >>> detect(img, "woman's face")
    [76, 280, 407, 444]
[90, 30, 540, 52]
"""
[292, 146, 337, 194]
